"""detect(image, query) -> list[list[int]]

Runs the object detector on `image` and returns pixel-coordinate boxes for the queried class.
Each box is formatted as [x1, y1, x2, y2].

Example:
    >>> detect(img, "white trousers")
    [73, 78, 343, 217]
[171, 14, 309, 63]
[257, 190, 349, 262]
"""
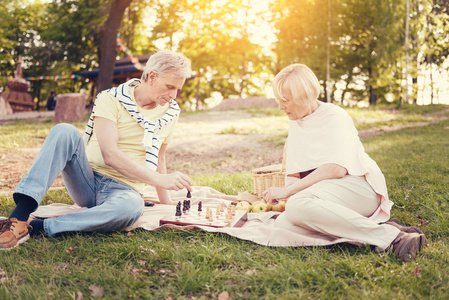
[274, 175, 400, 250]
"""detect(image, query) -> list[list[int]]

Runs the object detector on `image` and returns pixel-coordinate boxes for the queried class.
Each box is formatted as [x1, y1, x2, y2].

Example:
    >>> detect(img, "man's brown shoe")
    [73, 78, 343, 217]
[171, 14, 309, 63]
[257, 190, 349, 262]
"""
[389, 231, 427, 262]
[0, 218, 31, 250]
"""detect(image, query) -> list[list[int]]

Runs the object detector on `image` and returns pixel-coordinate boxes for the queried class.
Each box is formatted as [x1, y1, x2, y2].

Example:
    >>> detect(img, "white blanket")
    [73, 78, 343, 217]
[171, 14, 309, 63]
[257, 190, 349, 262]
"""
[32, 186, 358, 247]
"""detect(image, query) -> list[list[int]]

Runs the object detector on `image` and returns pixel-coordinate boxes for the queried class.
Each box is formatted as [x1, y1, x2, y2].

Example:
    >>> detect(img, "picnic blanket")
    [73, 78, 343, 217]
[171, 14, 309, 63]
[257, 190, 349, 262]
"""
[32, 186, 356, 247]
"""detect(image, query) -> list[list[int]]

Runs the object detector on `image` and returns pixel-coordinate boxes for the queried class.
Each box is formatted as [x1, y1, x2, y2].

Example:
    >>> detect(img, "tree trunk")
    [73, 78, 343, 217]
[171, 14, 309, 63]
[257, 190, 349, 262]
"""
[31, 80, 42, 111]
[323, 80, 327, 102]
[404, 0, 410, 103]
[412, 1, 419, 104]
[369, 86, 377, 105]
[326, 0, 331, 103]
[367, 65, 377, 105]
[429, 60, 434, 104]
[195, 71, 201, 111]
[96, 0, 133, 95]
[412, 77, 418, 104]
[239, 52, 246, 98]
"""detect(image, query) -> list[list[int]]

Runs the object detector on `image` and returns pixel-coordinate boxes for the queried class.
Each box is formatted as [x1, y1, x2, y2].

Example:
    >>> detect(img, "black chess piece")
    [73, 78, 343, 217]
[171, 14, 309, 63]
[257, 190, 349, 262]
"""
[187, 190, 191, 198]
[182, 200, 187, 212]
[198, 201, 202, 212]
[175, 204, 182, 216]
[186, 199, 191, 210]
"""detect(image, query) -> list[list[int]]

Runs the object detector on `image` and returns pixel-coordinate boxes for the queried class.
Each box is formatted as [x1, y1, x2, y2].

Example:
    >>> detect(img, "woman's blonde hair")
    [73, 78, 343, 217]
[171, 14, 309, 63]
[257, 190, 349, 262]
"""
[272, 64, 321, 106]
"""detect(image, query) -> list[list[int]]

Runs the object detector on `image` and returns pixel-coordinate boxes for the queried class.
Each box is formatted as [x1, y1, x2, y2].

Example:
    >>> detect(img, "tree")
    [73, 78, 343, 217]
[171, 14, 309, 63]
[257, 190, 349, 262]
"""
[0, 0, 51, 107]
[272, 0, 346, 101]
[0, 0, 46, 79]
[148, 0, 271, 108]
[420, 0, 449, 104]
[96, 0, 133, 94]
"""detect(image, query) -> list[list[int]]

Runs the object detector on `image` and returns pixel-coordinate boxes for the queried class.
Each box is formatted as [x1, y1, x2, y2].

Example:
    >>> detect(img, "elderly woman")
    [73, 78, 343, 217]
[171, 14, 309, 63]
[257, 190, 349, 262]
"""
[263, 64, 426, 262]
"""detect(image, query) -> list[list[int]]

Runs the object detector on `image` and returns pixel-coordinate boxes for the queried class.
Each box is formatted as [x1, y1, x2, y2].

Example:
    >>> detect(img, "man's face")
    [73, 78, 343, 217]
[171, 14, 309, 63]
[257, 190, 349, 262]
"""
[145, 71, 186, 106]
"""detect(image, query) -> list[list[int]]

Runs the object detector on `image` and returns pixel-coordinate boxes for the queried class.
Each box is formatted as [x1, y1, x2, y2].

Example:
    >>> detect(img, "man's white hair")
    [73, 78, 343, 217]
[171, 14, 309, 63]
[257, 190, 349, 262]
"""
[141, 49, 192, 82]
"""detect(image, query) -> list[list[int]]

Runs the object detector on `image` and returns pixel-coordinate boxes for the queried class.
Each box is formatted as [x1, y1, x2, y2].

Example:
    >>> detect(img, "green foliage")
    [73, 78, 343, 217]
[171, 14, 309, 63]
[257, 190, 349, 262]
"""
[147, 0, 273, 107]
[0, 0, 106, 107]
[41, 0, 107, 65]
[1, 107, 449, 298]
[1, 0, 449, 109]
[0, 0, 46, 78]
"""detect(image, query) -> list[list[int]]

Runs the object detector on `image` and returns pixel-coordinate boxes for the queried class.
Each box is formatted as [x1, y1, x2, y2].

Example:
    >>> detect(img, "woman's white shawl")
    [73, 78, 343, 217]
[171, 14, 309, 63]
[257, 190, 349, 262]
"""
[285, 102, 393, 223]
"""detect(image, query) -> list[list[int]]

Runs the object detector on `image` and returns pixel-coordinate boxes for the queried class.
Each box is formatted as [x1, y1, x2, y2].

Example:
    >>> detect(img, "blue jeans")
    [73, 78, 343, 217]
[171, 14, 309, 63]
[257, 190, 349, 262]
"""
[14, 123, 144, 237]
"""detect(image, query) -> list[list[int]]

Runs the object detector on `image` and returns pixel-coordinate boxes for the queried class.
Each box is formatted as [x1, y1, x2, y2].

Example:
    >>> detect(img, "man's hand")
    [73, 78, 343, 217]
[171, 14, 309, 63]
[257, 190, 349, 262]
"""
[156, 171, 192, 191]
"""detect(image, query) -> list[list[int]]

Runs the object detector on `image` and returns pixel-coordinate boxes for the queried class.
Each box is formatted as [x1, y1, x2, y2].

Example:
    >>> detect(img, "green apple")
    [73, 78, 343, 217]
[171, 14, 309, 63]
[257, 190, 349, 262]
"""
[271, 200, 286, 212]
[251, 201, 270, 213]
[235, 201, 252, 212]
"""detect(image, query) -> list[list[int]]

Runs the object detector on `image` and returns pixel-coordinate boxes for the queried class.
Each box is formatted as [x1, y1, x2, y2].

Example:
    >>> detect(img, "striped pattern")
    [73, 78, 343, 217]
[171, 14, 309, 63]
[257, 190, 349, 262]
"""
[83, 78, 180, 170]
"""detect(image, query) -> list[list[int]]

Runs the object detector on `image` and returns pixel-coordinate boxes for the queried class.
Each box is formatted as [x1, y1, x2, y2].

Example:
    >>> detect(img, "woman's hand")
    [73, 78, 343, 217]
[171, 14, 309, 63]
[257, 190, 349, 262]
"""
[262, 187, 290, 204]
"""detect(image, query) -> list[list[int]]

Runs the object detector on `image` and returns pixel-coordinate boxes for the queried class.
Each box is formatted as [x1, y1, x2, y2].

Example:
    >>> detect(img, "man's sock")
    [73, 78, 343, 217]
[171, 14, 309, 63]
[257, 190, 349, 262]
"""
[9, 193, 38, 222]
[29, 219, 45, 236]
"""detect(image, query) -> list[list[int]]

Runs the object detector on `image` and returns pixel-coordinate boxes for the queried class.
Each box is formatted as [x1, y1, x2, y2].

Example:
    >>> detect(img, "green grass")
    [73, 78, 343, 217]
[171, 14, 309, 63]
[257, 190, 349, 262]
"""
[0, 114, 89, 150]
[1, 105, 449, 299]
[244, 107, 286, 117]
[218, 115, 289, 136]
[218, 125, 261, 135]
[191, 173, 253, 195]
[346, 104, 449, 131]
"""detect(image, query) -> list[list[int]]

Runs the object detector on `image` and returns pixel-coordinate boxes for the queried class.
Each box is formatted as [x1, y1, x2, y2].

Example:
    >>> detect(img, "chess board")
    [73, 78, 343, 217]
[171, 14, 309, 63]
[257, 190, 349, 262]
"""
[159, 204, 247, 228]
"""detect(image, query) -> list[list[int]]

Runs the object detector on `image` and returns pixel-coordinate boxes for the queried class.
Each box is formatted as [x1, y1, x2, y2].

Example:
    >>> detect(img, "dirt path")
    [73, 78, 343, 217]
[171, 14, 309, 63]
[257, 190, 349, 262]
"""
[1, 108, 448, 196]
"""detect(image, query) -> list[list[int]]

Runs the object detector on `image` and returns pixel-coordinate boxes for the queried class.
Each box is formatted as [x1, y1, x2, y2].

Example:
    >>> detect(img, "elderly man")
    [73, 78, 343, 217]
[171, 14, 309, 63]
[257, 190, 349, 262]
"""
[0, 50, 192, 250]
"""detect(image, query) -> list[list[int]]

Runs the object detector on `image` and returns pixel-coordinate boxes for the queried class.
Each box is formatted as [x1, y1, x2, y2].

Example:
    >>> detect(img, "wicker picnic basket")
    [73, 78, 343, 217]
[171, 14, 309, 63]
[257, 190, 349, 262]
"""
[251, 142, 287, 199]
[251, 164, 286, 199]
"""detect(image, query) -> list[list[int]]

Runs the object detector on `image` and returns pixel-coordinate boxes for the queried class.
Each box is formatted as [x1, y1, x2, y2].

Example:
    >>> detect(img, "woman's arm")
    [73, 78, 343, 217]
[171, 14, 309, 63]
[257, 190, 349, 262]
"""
[95, 117, 192, 192]
[262, 163, 347, 203]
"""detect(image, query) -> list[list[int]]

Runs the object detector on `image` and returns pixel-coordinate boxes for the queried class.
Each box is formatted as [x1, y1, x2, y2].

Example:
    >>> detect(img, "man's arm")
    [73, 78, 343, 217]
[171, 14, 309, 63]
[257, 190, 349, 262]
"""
[155, 143, 173, 204]
[94, 117, 191, 191]
[263, 163, 347, 203]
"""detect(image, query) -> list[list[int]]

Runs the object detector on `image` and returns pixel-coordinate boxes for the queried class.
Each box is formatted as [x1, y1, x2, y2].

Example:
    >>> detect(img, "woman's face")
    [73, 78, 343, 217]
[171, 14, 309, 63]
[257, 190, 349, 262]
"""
[278, 85, 313, 120]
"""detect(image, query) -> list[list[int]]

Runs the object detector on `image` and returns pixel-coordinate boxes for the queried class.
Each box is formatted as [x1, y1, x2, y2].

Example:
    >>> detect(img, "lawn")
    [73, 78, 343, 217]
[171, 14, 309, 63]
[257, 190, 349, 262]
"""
[1, 105, 449, 299]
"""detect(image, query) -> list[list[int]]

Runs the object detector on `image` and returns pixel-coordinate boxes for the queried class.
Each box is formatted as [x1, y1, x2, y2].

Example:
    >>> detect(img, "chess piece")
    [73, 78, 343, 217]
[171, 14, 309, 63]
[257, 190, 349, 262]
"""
[206, 208, 212, 221]
[182, 200, 187, 212]
[230, 204, 236, 216]
[175, 204, 182, 217]
[198, 201, 202, 211]
[225, 213, 230, 223]
[187, 190, 192, 198]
